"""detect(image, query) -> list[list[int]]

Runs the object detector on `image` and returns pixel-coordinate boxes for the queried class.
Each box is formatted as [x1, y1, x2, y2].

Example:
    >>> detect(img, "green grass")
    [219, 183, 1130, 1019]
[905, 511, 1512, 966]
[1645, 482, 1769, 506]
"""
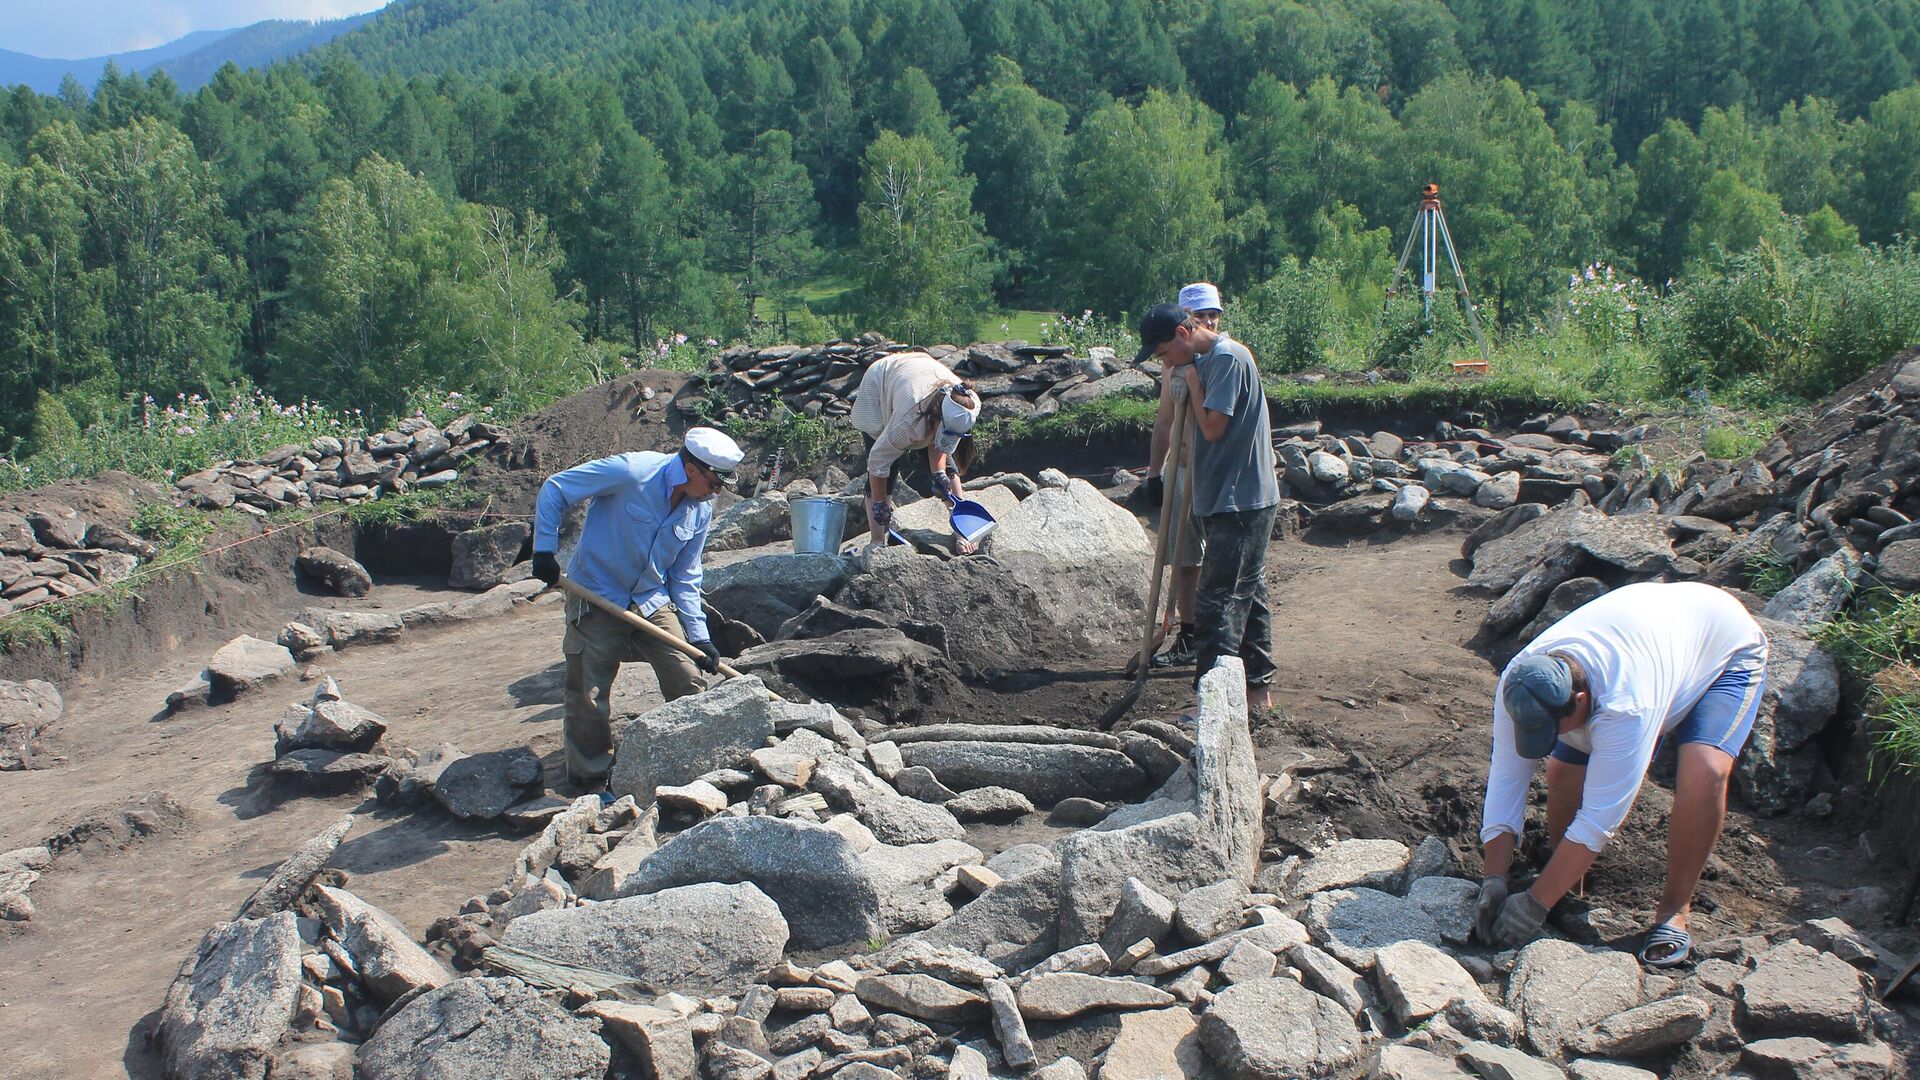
[1873, 689, 1920, 779]
[1815, 589, 1920, 776]
[343, 483, 487, 526]
[984, 309, 1056, 341]
[1745, 553, 1796, 598]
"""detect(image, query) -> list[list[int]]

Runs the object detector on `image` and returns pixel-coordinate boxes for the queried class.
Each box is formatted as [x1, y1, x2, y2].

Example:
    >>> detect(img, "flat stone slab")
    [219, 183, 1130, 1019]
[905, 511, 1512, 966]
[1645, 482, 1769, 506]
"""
[898, 740, 1148, 804]
[157, 912, 304, 1080]
[1305, 887, 1446, 969]
[1374, 939, 1487, 1024]
[1198, 976, 1366, 1079]
[500, 882, 786, 996]
[357, 976, 608, 1080]
[1097, 1008, 1205, 1079]
[1015, 973, 1174, 1020]
[1736, 941, 1869, 1041]
[618, 816, 882, 950]
[854, 973, 986, 1022]
[1507, 939, 1642, 1058]
[1290, 839, 1410, 896]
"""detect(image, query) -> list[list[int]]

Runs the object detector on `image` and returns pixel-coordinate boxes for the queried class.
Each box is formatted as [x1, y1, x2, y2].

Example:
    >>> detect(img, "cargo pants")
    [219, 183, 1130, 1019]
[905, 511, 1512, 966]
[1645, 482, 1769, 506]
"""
[561, 594, 704, 787]
[1193, 504, 1278, 690]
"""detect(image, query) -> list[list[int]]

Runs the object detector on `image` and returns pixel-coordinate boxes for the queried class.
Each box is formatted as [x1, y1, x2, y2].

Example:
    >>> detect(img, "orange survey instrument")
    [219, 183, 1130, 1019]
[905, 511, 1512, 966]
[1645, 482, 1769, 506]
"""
[1382, 183, 1492, 374]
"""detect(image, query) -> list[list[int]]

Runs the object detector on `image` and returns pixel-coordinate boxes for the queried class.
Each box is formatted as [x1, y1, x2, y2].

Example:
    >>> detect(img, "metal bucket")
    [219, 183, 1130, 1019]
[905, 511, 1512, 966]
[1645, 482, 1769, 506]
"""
[790, 496, 850, 555]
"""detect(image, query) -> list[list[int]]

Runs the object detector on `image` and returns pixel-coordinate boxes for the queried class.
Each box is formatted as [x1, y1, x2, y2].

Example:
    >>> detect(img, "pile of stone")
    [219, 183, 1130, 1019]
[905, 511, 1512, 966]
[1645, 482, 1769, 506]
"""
[150, 659, 1915, 1079]
[249, 673, 554, 822]
[1278, 413, 1632, 537]
[169, 413, 508, 512]
[154, 815, 462, 1080]
[0, 677, 61, 770]
[262, 676, 398, 796]
[701, 470, 1153, 686]
[687, 335, 1156, 425]
[0, 505, 155, 615]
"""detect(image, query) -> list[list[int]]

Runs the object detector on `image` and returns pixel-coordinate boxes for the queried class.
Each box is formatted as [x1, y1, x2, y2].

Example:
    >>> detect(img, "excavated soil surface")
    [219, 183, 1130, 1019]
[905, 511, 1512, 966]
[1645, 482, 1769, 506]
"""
[0, 533, 1909, 1078]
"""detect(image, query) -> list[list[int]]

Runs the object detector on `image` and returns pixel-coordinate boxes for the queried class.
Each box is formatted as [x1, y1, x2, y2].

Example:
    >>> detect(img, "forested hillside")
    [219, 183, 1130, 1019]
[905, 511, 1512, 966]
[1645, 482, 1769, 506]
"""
[4, 0, 1920, 466]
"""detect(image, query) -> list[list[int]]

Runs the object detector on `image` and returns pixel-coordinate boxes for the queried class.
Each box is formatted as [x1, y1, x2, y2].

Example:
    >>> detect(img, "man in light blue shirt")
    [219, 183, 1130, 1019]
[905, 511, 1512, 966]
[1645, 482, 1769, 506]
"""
[530, 427, 744, 794]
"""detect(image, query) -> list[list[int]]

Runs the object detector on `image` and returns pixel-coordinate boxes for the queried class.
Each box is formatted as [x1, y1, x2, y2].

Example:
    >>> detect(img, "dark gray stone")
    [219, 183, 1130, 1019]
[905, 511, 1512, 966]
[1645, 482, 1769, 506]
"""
[899, 741, 1147, 805]
[448, 522, 530, 590]
[432, 746, 542, 820]
[296, 546, 372, 597]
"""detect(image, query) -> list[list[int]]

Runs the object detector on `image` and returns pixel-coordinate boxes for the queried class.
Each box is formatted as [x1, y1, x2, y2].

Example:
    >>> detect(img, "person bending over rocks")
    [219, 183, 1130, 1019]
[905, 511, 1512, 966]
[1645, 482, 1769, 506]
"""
[1137, 282, 1226, 670]
[529, 427, 744, 797]
[849, 350, 981, 553]
[1478, 581, 1769, 967]
[1134, 301, 1279, 715]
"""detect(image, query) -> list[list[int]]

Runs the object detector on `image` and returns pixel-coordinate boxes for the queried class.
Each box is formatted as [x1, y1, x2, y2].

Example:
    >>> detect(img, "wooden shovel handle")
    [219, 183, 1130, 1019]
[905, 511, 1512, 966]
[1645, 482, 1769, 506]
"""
[556, 574, 746, 680]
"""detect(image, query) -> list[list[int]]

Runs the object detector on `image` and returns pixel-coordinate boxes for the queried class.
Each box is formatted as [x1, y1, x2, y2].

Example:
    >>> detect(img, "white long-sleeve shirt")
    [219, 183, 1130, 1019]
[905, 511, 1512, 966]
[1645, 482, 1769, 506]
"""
[1481, 582, 1768, 853]
[850, 352, 961, 479]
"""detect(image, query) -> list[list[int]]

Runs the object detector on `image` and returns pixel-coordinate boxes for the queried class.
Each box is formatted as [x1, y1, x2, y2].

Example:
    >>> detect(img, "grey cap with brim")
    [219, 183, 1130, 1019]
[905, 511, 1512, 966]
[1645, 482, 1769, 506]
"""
[1502, 653, 1573, 759]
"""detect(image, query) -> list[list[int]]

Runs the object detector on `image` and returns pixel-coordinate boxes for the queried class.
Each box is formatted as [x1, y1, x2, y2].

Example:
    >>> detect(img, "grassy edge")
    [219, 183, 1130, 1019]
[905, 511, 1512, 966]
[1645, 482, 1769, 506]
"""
[0, 483, 484, 654]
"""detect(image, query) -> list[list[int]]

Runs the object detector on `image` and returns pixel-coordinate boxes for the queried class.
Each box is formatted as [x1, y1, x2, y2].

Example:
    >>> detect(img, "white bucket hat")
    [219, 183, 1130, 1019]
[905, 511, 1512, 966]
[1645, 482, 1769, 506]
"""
[934, 387, 979, 454]
[1178, 282, 1223, 313]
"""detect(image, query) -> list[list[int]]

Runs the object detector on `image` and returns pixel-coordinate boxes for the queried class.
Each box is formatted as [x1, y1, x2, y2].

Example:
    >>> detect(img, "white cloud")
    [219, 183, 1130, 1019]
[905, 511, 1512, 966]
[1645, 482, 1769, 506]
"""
[5, 1, 390, 60]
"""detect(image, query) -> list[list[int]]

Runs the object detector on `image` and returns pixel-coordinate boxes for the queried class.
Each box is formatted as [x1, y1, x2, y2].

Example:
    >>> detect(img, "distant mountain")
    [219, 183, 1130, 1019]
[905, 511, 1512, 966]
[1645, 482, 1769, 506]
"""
[0, 13, 379, 94]
[318, 0, 706, 78]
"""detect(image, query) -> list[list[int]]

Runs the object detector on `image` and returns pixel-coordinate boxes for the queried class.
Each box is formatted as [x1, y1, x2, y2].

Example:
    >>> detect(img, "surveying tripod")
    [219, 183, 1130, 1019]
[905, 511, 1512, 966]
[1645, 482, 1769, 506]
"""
[1383, 183, 1491, 373]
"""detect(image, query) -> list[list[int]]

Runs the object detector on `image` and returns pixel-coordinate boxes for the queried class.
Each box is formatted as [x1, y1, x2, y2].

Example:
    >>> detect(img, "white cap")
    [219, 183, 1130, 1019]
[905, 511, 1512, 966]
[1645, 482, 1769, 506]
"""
[1178, 282, 1222, 312]
[683, 426, 744, 475]
[934, 388, 979, 454]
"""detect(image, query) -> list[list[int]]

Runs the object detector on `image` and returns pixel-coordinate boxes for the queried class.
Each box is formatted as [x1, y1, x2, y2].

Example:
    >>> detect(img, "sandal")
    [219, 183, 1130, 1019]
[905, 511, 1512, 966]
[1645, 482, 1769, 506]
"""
[1638, 921, 1693, 968]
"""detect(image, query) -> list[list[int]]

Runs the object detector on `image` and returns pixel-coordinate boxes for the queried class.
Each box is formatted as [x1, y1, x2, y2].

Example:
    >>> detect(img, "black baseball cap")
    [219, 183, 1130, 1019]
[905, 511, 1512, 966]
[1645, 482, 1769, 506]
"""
[1134, 303, 1193, 362]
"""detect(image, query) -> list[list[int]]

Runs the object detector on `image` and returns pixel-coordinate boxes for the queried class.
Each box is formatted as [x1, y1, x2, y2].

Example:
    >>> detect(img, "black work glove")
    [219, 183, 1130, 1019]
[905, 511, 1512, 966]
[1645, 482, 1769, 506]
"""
[1140, 474, 1164, 509]
[931, 470, 954, 498]
[871, 499, 894, 529]
[531, 551, 560, 586]
[690, 639, 721, 675]
[1475, 875, 1509, 944]
[1492, 887, 1550, 950]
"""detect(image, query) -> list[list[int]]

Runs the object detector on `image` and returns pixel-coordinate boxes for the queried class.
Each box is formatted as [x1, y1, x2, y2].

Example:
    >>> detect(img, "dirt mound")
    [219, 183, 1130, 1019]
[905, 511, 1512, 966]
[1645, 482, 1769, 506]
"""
[463, 370, 695, 514]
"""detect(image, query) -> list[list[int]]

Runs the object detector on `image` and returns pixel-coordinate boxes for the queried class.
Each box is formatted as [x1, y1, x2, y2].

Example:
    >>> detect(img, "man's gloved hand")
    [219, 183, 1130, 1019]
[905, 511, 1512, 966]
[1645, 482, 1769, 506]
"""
[931, 470, 953, 498]
[1474, 875, 1509, 944]
[1492, 887, 1550, 950]
[871, 499, 893, 529]
[531, 551, 560, 586]
[1140, 474, 1164, 509]
[690, 639, 721, 675]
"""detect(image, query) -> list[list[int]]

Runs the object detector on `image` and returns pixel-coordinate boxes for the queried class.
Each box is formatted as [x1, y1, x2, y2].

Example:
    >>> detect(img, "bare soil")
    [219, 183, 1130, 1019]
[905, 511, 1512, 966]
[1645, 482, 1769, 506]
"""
[0, 531, 1911, 1078]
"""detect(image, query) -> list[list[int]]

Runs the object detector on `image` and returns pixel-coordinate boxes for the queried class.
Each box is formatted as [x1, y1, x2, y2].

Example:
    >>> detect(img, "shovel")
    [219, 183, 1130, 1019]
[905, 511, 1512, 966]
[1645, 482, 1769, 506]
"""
[1098, 382, 1192, 730]
[555, 574, 747, 680]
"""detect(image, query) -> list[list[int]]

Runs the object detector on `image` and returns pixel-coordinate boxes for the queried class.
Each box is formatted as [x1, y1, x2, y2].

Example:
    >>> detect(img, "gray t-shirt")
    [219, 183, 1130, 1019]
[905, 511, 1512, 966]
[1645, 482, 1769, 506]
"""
[1189, 336, 1278, 516]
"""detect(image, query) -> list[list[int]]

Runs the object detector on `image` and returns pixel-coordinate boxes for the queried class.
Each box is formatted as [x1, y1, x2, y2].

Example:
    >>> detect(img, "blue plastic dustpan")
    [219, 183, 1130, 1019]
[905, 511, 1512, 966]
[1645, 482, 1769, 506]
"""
[946, 492, 998, 545]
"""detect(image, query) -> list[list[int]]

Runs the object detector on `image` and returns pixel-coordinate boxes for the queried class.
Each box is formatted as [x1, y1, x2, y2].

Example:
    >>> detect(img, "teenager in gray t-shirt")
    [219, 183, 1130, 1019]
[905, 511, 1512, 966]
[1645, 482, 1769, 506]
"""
[1190, 336, 1278, 515]
[1135, 303, 1280, 712]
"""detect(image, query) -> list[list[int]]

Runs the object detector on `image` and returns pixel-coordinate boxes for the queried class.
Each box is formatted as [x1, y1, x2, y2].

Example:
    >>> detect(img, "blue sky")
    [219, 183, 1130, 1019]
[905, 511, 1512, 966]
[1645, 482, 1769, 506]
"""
[5, 1, 391, 59]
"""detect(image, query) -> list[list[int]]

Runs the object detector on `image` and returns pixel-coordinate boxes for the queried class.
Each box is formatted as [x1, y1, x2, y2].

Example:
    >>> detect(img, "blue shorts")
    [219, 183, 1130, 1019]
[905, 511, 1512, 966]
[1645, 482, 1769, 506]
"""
[1549, 664, 1766, 767]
